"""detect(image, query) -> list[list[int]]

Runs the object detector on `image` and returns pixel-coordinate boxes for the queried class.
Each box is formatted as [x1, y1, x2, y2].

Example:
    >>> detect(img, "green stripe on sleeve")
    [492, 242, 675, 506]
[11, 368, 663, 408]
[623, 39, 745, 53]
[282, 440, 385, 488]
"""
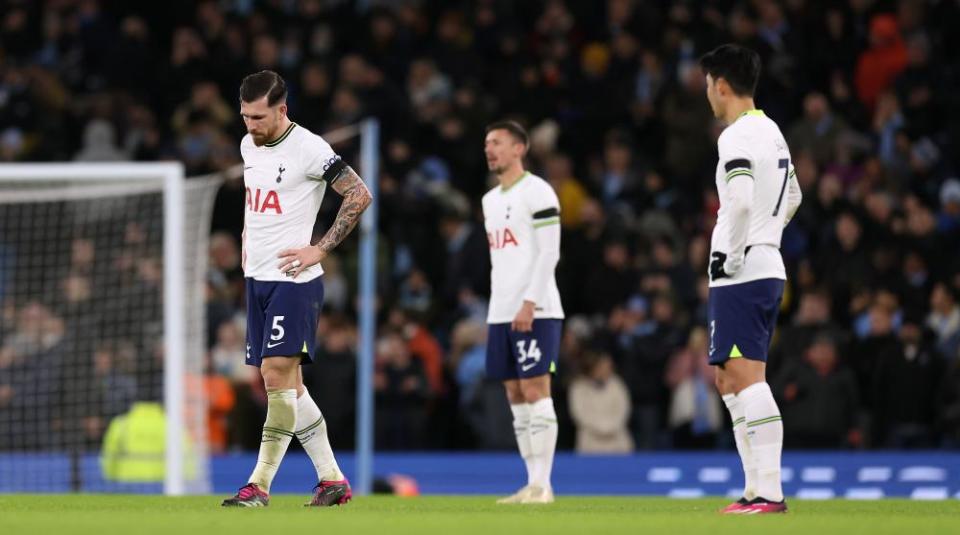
[724, 170, 753, 182]
[533, 217, 560, 228]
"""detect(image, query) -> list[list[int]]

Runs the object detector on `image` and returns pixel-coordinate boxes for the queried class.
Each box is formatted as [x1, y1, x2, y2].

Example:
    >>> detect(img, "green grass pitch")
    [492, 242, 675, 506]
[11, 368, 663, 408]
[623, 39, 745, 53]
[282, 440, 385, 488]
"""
[2, 495, 958, 535]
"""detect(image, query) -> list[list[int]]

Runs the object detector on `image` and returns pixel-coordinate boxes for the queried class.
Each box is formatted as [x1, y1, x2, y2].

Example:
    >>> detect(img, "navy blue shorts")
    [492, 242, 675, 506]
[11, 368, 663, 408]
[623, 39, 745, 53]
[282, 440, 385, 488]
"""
[486, 319, 562, 380]
[245, 277, 324, 367]
[707, 278, 784, 366]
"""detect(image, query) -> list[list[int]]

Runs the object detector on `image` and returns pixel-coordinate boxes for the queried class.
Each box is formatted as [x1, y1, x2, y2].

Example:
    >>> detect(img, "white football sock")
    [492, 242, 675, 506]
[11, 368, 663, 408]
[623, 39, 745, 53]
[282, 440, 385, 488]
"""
[723, 393, 757, 500]
[296, 387, 344, 482]
[510, 403, 535, 486]
[529, 397, 558, 490]
[248, 389, 297, 492]
[739, 382, 784, 502]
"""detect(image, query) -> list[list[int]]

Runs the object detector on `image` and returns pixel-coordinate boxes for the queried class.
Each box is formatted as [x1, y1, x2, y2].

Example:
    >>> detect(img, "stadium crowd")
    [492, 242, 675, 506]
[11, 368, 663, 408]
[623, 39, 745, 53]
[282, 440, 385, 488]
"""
[1, 0, 960, 454]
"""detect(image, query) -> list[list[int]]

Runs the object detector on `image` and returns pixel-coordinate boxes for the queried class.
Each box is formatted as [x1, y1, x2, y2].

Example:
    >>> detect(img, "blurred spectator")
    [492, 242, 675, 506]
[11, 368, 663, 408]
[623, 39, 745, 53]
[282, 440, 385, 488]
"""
[938, 178, 960, 236]
[306, 315, 357, 450]
[388, 309, 444, 396]
[938, 358, 960, 447]
[664, 328, 722, 449]
[788, 93, 849, 166]
[208, 318, 260, 450]
[171, 80, 234, 135]
[772, 334, 861, 449]
[449, 319, 487, 408]
[927, 282, 960, 360]
[851, 296, 901, 409]
[558, 198, 607, 315]
[818, 212, 872, 324]
[568, 352, 633, 453]
[0, 302, 66, 450]
[871, 320, 944, 448]
[583, 241, 636, 314]
[397, 268, 433, 317]
[855, 14, 908, 109]
[544, 153, 589, 229]
[604, 293, 675, 449]
[894, 33, 938, 137]
[321, 253, 350, 313]
[593, 131, 642, 216]
[438, 199, 489, 320]
[89, 340, 139, 435]
[660, 61, 713, 192]
[74, 119, 129, 162]
[374, 330, 429, 449]
[210, 319, 250, 384]
[768, 289, 841, 377]
[200, 352, 236, 455]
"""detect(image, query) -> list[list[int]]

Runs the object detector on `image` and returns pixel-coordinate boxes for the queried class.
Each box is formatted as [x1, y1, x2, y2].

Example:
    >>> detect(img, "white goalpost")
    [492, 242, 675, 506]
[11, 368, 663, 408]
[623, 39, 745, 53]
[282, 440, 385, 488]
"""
[0, 163, 218, 494]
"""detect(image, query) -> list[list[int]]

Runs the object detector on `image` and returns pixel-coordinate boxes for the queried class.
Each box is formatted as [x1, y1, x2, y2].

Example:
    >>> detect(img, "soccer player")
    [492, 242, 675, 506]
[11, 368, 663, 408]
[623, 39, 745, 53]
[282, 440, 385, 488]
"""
[482, 121, 563, 504]
[222, 71, 372, 507]
[700, 45, 801, 514]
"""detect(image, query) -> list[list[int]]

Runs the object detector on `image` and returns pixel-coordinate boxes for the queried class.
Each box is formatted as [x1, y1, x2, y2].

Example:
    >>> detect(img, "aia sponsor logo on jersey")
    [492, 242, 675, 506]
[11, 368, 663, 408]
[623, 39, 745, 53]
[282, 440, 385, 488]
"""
[488, 227, 518, 249]
[246, 187, 283, 214]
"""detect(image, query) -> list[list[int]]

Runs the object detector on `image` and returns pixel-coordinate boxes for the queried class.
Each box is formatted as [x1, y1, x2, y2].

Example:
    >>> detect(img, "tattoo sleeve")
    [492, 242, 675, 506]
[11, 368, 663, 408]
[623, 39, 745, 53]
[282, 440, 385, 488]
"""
[316, 166, 372, 255]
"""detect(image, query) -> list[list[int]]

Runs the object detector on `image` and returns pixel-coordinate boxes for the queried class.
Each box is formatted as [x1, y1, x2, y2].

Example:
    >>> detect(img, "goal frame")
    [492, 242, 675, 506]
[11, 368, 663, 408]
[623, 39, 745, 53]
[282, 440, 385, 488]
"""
[0, 162, 189, 495]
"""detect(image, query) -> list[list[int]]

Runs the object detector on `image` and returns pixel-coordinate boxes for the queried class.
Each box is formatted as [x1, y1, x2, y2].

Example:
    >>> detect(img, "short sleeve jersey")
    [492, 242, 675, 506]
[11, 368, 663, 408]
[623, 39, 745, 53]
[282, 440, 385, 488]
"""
[241, 122, 340, 283]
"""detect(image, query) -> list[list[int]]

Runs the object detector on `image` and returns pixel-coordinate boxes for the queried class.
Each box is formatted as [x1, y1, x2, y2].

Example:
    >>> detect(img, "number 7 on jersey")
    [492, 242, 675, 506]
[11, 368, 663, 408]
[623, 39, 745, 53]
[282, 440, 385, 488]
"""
[773, 158, 790, 217]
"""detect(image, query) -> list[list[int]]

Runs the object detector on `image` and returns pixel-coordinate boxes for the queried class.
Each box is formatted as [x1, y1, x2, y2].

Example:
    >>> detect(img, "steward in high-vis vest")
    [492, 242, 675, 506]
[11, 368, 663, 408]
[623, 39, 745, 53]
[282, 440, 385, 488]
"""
[101, 402, 194, 482]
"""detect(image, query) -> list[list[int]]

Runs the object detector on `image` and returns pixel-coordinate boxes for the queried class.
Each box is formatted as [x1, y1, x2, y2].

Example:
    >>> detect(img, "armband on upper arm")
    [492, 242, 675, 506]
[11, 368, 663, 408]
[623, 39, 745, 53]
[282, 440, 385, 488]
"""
[321, 157, 348, 185]
[723, 158, 753, 182]
[532, 207, 559, 219]
[532, 207, 560, 228]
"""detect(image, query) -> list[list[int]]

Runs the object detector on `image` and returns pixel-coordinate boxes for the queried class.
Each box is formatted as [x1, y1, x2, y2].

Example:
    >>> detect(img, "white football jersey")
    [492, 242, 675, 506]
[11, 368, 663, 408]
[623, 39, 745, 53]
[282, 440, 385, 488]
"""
[710, 110, 796, 287]
[482, 172, 564, 323]
[241, 122, 338, 282]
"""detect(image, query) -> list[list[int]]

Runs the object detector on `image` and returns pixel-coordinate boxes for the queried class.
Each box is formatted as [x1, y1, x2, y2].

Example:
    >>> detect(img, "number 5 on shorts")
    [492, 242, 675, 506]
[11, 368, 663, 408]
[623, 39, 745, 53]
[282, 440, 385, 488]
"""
[270, 315, 285, 341]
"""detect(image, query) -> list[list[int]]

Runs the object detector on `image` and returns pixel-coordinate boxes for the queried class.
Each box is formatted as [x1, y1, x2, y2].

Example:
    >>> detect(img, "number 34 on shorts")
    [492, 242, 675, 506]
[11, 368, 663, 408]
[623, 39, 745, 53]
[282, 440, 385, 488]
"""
[485, 319, 562, 380]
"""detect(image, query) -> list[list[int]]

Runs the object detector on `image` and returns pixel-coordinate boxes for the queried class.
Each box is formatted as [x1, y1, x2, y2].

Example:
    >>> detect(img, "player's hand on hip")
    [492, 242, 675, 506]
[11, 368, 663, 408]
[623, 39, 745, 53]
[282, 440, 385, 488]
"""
[277, 245, 325, 279]
[709, 251, 730, 281]
[722, 254, 743, 278]
[511, 300, 536, 332]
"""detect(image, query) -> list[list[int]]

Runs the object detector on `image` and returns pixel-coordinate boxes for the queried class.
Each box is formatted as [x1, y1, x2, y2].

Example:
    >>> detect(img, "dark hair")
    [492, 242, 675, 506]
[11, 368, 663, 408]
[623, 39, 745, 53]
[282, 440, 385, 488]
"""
[485, 120, 529, 147]
[699, 44, 761, 97]
[239, 70, 287, 106]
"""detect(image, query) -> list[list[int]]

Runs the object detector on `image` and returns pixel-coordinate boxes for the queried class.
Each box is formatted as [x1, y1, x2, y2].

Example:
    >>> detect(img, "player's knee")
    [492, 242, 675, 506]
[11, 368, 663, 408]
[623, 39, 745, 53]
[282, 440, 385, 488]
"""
[260, 358, 297, 390]
[519, 378, 549, 403]
[506, 390, 525, 404]
[260, 367, 282, 390]
[503, 381, 524, 404]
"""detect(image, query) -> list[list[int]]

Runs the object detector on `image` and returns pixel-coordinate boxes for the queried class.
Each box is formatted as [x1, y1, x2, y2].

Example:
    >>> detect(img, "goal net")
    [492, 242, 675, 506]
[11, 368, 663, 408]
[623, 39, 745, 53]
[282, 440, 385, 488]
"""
[0, 163, 220, 494]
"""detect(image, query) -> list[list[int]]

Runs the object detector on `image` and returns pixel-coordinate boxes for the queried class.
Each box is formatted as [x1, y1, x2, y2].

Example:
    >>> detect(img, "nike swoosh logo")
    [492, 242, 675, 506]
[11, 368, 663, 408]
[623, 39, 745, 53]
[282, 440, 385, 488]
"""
[266, 341, 283, 348]
[521, 362, 538, 372]
[244, 166, 253, 170]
